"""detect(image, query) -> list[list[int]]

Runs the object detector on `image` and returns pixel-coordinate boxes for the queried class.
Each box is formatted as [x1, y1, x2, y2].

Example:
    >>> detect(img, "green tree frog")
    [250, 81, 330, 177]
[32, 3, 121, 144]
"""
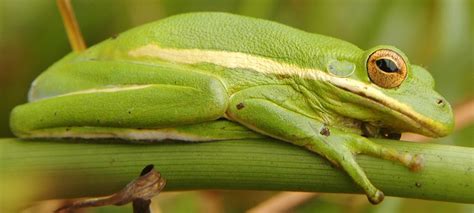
[9, 12, 454, 204]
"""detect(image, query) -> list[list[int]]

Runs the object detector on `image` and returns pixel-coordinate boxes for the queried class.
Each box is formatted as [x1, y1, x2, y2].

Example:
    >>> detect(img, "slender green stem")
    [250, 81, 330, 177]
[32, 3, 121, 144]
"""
[0, 137, 472, 211]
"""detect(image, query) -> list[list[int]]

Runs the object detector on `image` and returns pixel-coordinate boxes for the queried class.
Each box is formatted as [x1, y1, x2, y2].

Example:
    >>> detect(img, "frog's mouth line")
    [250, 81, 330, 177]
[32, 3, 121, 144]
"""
[335, 84, 444, 138]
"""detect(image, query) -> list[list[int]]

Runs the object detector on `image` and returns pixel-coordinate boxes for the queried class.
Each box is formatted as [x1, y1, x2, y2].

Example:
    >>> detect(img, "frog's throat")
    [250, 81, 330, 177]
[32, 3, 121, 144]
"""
[127, 45, 443, 137]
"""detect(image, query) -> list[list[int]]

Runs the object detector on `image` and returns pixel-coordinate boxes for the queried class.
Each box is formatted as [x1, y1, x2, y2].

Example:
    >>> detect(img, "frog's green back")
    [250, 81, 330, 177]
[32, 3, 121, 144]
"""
[113, 12, 362, 68]
[29, 12, 363, 100]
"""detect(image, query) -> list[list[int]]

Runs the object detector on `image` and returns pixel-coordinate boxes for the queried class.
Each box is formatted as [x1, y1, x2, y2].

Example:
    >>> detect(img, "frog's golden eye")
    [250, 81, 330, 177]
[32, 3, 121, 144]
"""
[367, 49, 407, 88]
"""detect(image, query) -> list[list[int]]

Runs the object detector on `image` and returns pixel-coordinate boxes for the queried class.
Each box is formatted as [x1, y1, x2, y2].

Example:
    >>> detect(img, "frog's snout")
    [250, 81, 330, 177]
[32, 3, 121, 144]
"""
[425, 96, 454, 137]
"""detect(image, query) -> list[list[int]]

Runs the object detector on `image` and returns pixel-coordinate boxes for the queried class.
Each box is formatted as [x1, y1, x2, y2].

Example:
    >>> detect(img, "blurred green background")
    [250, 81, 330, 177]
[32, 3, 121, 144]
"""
[0, 0, 472, 212]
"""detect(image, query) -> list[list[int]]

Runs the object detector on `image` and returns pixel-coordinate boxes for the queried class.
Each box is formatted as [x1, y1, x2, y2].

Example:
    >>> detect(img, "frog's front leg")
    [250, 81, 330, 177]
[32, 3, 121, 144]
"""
[302, 130, 423, 203]
[226, 86, 423, 204]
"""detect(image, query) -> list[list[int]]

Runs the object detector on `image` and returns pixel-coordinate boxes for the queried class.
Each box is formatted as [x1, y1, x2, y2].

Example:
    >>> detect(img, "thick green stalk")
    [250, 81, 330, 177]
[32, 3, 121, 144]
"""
[0, 138, 472, 210]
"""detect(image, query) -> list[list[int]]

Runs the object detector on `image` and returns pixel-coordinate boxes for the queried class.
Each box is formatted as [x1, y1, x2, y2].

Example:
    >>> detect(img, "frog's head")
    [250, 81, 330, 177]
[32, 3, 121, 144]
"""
[326, 45, 454, 137]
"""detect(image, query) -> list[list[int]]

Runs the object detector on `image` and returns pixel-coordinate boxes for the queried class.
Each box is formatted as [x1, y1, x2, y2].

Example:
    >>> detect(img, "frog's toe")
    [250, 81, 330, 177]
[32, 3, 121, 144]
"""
[396, 152, 424, 171]
[368, 190, 384, 204]
[407, 154, 424, 172]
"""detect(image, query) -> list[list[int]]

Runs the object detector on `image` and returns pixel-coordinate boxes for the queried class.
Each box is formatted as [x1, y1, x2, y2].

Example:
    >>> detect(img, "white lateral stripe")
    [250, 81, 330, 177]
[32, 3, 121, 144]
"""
[128, 44, 439, 134]
[128, 45, 392, 105]
[129, 44, 330, 80]
[55, 85, 153, 98]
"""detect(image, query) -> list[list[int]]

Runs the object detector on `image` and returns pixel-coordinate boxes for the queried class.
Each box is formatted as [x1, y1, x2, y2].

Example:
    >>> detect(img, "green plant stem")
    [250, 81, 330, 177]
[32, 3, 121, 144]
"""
[0, 137, 473, 208]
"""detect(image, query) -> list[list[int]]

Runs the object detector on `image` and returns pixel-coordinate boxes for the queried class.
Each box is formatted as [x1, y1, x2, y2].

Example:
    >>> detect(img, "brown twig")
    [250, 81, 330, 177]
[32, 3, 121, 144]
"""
[55, 164, 166, 213]
[56, 0, 86, 52]
[246, 192, 318, 213]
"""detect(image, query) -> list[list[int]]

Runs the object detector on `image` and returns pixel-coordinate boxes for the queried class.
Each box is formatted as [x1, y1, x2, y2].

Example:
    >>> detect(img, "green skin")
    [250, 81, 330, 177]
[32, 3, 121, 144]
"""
[9, 12, 454, 204]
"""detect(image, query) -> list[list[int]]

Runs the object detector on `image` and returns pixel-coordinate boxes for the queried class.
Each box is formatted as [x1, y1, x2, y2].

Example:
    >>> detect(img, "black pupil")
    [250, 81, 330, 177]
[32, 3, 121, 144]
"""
[375, 58, 399, 73]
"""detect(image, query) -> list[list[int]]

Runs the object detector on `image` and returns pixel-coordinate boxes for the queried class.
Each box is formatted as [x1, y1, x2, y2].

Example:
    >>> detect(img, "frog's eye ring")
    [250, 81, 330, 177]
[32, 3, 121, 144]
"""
[367, 49, 407, 88]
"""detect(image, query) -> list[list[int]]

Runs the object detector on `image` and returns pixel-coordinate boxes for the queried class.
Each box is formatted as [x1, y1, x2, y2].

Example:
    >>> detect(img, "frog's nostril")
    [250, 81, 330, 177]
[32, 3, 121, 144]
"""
[436, 99, 445, 106]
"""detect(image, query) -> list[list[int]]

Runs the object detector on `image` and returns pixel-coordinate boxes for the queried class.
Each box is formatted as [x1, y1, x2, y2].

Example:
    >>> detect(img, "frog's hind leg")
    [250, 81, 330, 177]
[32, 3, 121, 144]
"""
[10, 70, 230, 139]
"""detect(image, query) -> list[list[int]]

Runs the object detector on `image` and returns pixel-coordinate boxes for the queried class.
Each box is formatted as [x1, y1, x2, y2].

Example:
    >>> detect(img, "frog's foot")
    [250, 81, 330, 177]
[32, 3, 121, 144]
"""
[305, 137, 385, 204]
[305, 131, 423, 204]
[334, 150, 385, 204]
[345, 137, 424, 203]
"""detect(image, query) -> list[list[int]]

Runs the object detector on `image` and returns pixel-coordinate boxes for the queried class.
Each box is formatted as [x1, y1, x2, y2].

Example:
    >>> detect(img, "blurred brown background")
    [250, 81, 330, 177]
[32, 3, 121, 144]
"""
[0, 0, 472, 212]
